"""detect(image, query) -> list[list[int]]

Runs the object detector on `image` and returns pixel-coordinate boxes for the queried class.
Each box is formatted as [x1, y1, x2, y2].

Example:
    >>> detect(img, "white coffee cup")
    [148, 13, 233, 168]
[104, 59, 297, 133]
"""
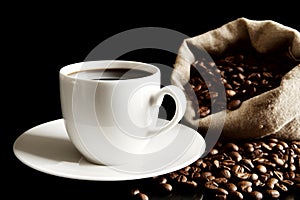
[59, 60, 187, 165]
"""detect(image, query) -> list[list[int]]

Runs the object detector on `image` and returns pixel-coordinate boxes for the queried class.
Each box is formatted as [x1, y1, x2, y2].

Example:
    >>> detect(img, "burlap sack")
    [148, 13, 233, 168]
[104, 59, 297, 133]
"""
[171, 17, 300, 141]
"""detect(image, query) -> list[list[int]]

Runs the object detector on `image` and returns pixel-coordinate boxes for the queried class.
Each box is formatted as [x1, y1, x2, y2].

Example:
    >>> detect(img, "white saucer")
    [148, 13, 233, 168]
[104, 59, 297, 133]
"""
[13, 119, 205, 181]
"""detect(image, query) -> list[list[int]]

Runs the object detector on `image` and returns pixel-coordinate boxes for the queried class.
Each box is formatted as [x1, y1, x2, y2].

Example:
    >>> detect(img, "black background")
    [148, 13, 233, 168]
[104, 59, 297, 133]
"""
[4, 3, 300, 199]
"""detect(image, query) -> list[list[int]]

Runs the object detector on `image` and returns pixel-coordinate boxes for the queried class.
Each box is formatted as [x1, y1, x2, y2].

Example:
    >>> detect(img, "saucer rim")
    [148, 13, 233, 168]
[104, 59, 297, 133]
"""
[13, 118, 205, 181]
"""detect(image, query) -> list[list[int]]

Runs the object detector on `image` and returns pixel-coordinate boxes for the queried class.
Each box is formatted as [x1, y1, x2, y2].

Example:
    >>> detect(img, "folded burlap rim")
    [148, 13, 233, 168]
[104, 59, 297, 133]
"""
[171, 17, 300, 141]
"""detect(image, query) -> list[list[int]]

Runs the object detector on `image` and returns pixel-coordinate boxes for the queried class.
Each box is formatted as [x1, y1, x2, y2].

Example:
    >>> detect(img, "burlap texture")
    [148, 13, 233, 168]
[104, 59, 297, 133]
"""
[171, 17, 300, 140]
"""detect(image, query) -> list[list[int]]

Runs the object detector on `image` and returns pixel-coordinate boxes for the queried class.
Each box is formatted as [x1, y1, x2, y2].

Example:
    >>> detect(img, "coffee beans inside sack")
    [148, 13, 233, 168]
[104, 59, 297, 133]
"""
[185, 48, 298, 119]
[171, 18, 300, 141]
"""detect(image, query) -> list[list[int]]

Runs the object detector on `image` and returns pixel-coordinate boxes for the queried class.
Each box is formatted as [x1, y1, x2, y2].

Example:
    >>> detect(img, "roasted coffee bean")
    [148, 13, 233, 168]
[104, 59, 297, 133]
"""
[206, 175, 215, 181]
[210, 148, 219, 155]
[201, 171, 212, 179]
[232, 165, 244, 174]
[158, 183, 172, 194]
[131, 189, 140, 195]
[222, 159, 236, 166]
[281, 179, 294, 186]
[168, 172, 179, 180]
[179, 181, 198, 194]
[205, 180, 218, 190]
[177, 175, 187, 183]
[248, 191, 263, 200]
[219, 169, 231, 179]
[229, 191, 243, 200]
[225, 182, 237, 192]
[216, 188, 229, 195]
[227, 99, 241, 110]
[242, 158, 254, 168]
[251, 173, 259, 181]
[264, 189, 280, 198]
[213, 160, 220, 168]
[273, 171, 283, 181]
[214, 177, 228, 185]
[225, 143, 239, 151]
[283, 172, 296, 180]
[256, 165, 267, 174]
[230, 151, 242, 162]
[237, 180, 252, 186]
[184, 180, 197, 188]
[132, 192, 149, 200]
[266, 178, 278, 189]
[154, 176, 167, 184]
[273, 157, 285, 166]
[275, 182, 288, 192]
[236, 172, 252, 180]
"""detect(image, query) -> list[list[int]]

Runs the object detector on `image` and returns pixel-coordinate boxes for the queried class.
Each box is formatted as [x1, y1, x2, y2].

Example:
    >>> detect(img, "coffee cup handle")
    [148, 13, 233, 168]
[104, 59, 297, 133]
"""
[151, 85, 187, 134]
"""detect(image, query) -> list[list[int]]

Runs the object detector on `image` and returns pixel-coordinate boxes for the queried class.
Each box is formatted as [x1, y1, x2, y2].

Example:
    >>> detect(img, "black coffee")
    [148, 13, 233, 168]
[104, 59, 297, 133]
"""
[69, 68, 152, 80]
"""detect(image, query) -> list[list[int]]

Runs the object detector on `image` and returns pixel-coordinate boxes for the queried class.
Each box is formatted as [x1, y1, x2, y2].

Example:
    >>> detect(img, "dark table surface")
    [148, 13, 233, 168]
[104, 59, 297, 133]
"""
[4, 4, 300, 199]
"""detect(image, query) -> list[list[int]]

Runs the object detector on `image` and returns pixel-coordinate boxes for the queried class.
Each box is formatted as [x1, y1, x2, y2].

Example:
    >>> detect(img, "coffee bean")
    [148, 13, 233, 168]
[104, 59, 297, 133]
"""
[242, 158, 254, 168]
[225, 143, 239, 151]
[222, 160, 236, 166]
[266, 178, 278, 189]
[206, 175, 215, 181]
[185, 180, 197, 188]
[214, 177, 228, 185]
[177, 175, 187, 183]
[227, 99, 241, 110]
[237, 180, 252, 187]
[168, 172, 179, 180]
[225, 183, 237, 192]
[219, 169, 231, 179]
[244, 145, 255, 153]
[273, 157, 285, 166]
[236, 172, 252, 180]
[283, 172, 296, 180]
[251, 173, 259, 181]
[230, 151, 242, 162]
[133, 192, 149, 200]
[273, 171, 283, 181]
[275, 182, 288, 192]
[256, 165, 267, 174]
[248, 191, 263, 200]
[232, 165, 244, 174]
[229, 191, 243, 200]
[205, 180, 218, 190]
[216, 188, 229, 195]
[198, 106, 210, 117]
[131, 189, 140, 195]
[264, 189, 280, 198]
[154, 176, 167, 184]
[281, 179, 294, 186]
[158, 183, 172, 194]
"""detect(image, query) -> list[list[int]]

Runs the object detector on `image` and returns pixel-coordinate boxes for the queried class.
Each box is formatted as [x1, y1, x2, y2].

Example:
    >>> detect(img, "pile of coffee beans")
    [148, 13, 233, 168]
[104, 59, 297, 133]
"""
[130, 137, 300, 200]
[129, 50, 300, 199]
[185, 49, 297, 117]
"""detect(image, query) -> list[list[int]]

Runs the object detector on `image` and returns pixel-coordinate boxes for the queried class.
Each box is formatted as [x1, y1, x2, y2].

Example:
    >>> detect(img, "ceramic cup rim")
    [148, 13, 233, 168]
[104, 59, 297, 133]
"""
[59, 60, 159, 83]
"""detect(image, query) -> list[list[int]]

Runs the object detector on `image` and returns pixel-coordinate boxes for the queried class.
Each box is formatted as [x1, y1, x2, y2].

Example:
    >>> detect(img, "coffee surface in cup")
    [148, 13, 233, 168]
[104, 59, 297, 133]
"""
[68, 68, 152, 80]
